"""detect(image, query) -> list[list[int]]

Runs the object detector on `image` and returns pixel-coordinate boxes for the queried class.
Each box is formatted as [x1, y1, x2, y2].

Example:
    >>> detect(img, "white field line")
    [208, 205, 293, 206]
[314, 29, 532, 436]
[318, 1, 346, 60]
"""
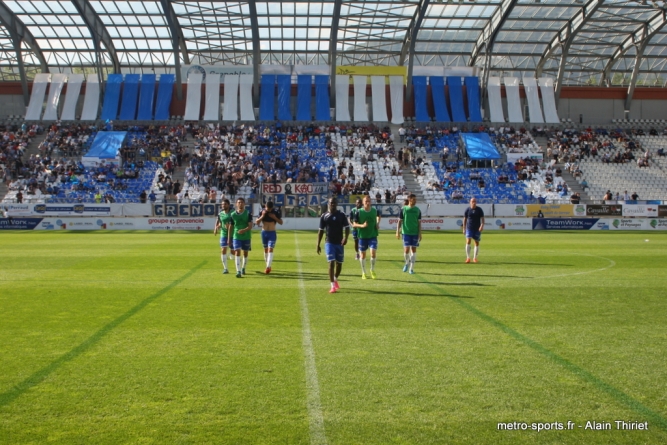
[469, 251, 616, 284]
[294, 231, 328, 445]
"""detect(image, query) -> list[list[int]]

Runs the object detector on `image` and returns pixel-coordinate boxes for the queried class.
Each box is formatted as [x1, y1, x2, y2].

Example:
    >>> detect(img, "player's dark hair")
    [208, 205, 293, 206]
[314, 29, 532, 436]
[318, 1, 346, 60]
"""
[266, 201, 274, 209]
[237, 197, 245, 202]
[222, 199, 230, 205]
[408, 193, 416, 199]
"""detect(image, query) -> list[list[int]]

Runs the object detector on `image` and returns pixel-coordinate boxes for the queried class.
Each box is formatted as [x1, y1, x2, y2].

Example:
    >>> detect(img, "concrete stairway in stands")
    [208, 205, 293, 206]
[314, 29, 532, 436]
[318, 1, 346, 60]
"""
[388, 122, 427, 201]
[530, 134, 592, 203]
[559, 166, 592, 203]
[0, 176, 7, 200]
[532, 135, 549, 154]
[1, 130, 48, 202]
[166, 136, 197, 199]
[401, 166, 425, 202]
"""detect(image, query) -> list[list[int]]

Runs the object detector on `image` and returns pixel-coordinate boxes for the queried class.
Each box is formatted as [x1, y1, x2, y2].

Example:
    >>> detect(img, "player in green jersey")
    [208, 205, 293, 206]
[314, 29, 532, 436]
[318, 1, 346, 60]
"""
[351, 195, 382, 279]
[231, 197, 253, 278]
[213, 199, 234, 274]
[348, 198, 363, 260]
[396, 193, 422, 274]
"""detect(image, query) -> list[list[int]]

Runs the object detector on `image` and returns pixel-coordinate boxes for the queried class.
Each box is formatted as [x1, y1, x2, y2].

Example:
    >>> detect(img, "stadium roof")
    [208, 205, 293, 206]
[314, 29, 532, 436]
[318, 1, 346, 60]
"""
[0, 0, 666, 91]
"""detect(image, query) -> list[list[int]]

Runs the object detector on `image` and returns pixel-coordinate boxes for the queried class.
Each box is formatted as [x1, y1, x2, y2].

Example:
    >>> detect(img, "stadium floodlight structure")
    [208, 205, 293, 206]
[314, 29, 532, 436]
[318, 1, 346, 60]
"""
[0, 2, 47, 104]
[1, 0, 667, 107]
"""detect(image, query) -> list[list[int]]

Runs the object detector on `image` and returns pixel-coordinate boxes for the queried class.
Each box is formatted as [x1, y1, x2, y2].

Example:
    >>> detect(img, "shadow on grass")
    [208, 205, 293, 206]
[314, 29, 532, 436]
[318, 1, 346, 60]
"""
[420, 280, 489, 287]
[418, 272, 527, 278]
[357, 277, 492, 286]
[349, 288, 474, 298]
[253, 271, 324, 281]
[416, 260, 574, 267]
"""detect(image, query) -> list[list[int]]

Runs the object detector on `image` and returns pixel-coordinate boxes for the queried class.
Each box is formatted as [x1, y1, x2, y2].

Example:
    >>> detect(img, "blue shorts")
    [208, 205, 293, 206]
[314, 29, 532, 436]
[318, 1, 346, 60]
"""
[261, 231, 277, 248]
[402, 234, 420, 248]
[325, 243, 344, 263]
[232, 238, 252, 252]
[358, 237, 378, 252]
[352, 229, 358, 240]
[219, 236, 229, 248]
[465, 230, 481, 243]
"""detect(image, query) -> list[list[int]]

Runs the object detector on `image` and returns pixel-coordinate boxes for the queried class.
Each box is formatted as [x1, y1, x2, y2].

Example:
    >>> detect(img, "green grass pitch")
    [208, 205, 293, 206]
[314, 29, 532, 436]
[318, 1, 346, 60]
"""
[0, 230, 666, 444]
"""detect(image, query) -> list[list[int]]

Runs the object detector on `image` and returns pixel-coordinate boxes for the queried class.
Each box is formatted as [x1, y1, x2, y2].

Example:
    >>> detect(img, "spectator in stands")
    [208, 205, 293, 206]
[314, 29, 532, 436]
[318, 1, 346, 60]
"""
[16, 190, 22, 203]
[604, 190, 612, 200]
[139, 190, 147, 203]
[149, 191, 157, 203]
[631, 192, 639, 200]
[657, 148, 665, 157]
[623, 190, 630, 200]
[581, 178, 588, 190]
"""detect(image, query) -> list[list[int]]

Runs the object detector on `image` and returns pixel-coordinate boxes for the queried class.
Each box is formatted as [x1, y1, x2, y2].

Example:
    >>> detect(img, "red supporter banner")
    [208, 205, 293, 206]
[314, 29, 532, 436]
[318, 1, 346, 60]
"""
[261, 182, 328, 195]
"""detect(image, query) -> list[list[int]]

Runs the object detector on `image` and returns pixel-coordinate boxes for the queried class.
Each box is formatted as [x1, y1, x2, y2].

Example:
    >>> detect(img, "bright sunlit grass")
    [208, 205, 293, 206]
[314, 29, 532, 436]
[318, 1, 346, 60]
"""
[0, 230, 666, 444]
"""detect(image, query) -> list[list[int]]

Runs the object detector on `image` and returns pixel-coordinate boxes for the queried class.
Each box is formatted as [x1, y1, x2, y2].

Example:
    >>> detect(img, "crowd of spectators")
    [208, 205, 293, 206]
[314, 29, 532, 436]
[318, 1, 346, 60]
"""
[8, 117, 667, 206]
[4, 149, 158, 203]
[178, 122, 338, 202]
[490, 126, 539, 153]
[329, 124, 407, 203]
[0, 123, 42, 184]
[2, 122, 187, 204]
[540, 125, 646, 164]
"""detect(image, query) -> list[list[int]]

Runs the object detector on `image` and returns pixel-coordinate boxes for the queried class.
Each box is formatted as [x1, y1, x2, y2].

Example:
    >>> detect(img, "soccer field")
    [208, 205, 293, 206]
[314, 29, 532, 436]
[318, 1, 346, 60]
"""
[0, 230, 666, 444]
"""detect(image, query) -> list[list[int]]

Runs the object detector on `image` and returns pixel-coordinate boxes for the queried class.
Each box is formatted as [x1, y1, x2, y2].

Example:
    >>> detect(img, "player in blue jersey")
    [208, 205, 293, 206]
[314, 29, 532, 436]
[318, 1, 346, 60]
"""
[463, 197, 485, 263]
[317, 197, 350, 293]
[255, 201, 283, 274]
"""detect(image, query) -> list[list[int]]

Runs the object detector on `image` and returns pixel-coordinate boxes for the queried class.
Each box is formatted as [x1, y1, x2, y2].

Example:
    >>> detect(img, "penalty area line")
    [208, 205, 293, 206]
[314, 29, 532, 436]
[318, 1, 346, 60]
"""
[294, 231, 328, 445]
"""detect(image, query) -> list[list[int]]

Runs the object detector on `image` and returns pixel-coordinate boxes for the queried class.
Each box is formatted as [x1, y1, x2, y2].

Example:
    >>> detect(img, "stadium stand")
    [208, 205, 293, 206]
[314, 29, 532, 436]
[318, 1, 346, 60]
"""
[540, 125, 667, 201]
[177, 123, 337, 203]
[330, 125, 405, 203]
[403, 124, 554, 204]
[1, 123, 188, 204]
